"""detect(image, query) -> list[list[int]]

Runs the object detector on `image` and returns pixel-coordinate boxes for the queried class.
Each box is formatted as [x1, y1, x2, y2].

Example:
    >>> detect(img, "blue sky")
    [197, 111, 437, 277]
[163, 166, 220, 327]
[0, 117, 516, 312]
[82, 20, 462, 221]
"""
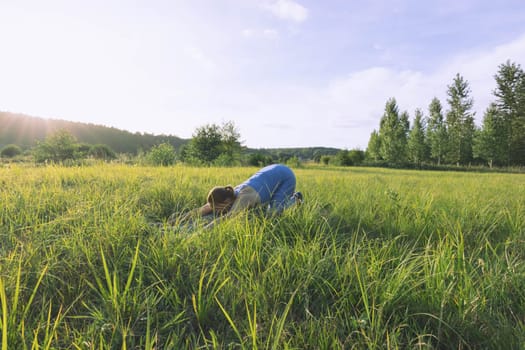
[1, 0, 524, 149]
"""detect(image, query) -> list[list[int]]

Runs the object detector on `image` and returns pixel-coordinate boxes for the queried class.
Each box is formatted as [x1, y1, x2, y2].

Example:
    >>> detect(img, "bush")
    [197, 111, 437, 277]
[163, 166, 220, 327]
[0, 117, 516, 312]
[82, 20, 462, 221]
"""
[332, 149, 365, 166]
[247, 153, 273, 167]
[320, 155, 331, 165]
[1, 144, 22, 158]
[33, 129, 78, 163]
[286, 156, 302, 168]
[214, 153, 240, 167]
[333, 150, 353, 166]
[348, 149, 366, 165]
[89, 144, 116, 160]
[148, 143, 176, 166]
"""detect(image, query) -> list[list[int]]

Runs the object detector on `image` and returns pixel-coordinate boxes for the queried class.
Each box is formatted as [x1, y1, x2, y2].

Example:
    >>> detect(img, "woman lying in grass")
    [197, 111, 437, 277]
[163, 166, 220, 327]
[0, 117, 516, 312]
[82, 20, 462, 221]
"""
[169, 164, 302, 228]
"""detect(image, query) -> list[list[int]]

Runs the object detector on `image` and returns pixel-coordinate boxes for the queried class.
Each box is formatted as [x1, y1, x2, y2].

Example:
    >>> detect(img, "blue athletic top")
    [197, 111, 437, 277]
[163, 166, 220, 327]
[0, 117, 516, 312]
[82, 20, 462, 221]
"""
[234, 164, 295, 204]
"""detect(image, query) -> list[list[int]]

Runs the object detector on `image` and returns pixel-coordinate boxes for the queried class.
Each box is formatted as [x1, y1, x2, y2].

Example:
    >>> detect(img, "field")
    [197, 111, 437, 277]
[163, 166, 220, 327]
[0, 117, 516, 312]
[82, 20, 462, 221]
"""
[0, 164, 524, 349]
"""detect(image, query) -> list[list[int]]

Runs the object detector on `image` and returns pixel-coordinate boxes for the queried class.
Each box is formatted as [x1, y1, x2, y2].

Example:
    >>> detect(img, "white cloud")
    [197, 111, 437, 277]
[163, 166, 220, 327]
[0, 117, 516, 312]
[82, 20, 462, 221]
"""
[242, 28, 279, 39]
[241, 28, 255, 37]
[326, 32, 525, 128]
[436, 32, 525, 115]
[261, 0, 309, 22]
[263, 29, 279, 38]
[183, 47, 216, 70]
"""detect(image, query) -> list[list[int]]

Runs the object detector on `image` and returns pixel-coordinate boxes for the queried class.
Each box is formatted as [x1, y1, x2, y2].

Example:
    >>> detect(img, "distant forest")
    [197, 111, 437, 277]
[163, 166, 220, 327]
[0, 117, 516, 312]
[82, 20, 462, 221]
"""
[0, 112, 340, 162]
[0, 112, 186, 154]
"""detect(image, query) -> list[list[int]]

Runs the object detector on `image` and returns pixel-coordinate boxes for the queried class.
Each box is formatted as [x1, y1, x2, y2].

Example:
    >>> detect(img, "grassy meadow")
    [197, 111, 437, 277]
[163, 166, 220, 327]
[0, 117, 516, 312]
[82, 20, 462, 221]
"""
[0, 164, 524, 349]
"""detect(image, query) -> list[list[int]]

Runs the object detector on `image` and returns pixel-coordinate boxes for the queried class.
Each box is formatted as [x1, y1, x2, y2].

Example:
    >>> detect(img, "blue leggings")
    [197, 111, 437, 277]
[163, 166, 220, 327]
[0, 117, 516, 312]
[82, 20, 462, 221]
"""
[267, 169, 296, 210]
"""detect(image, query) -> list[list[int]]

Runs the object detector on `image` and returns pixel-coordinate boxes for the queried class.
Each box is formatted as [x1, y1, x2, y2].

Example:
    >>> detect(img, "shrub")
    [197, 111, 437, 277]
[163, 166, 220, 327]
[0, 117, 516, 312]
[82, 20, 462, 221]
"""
[320, 155, 331, 165]
[33, 129, 78, 163]
[1, 144, 22, 158]
[148, 143, 176, 166]
[247, 153, 273, 167]
[89, 144, 116, 160]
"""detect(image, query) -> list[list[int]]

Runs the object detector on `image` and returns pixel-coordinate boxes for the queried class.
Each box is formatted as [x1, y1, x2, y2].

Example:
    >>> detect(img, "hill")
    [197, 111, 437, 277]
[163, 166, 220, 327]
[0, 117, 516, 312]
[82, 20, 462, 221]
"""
[0, 112, 187, 154]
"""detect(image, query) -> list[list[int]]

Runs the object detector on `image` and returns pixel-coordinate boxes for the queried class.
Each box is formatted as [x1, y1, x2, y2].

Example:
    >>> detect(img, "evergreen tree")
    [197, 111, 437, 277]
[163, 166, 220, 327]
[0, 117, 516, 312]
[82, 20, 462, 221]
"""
[445, 74, 475, 165]
[378, 98, 409, 163]
[474, 104, 507, 168]
[407, 109, 428, 165]
[426, 97, 447, 165]
[398, 111, 410, 161]
[493, 60, 525, 165]
[367, 130, 382, 161]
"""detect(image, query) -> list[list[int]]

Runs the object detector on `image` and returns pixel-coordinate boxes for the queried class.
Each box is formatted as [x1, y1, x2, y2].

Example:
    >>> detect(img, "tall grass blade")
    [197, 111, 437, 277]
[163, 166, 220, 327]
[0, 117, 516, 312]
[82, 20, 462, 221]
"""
[215, 297, 243, 346]
[0, 278, 8, 350]
[267, 289, 297, 350]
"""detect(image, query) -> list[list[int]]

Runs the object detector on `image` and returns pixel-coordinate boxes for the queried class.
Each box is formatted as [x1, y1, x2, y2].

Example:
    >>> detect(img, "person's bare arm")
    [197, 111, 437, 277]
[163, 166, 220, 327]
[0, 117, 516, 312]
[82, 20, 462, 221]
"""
[168, 203, 213, 225]
[197, 203, 213, 216]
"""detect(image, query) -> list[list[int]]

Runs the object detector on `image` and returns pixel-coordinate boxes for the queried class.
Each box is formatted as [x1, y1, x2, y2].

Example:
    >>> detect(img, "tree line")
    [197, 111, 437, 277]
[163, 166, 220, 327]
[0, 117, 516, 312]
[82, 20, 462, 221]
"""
[0, 121, 334, 166]
[366, 60, 525, 168]
[0, 114, 339, 166]
[2, 59, 523, 169]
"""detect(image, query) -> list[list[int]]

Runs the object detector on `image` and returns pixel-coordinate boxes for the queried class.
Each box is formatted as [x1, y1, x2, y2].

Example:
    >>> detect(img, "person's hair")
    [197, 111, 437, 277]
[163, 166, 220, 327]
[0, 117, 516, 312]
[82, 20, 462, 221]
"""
[207, 186, 235, 213]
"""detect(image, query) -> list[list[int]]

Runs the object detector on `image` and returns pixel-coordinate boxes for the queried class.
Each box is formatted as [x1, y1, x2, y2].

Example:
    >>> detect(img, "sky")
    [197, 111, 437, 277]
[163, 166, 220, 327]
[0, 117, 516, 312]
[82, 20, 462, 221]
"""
[1, 0, 525, 149]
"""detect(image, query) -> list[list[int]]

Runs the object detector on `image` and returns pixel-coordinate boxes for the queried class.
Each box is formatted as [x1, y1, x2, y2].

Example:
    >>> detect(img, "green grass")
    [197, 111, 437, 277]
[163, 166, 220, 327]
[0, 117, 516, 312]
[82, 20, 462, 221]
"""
[0, 164, 524, 349]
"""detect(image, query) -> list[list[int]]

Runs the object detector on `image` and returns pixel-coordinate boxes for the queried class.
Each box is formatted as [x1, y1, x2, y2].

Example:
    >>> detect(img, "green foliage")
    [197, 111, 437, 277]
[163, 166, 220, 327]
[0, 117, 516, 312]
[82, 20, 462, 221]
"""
[185, 121, 242, 165]
[445, 73, 475, 165]
[248, 147, 339, 164]
[1, 165, 524, 348]
[89, 144, 117, 160]
[427, 97, 448, 165]
[0, 144, 22, 158]
[31, 130, 118, 164]
[367, 61, 525, 168]
[33, 129, 78, 163]
[493, 60, 525, 166]
[219, 121, 243, 162]
[247, 152, 274, 167]
[76, 143, 92, 158]
[366, 130, 382, 161]
[285, 156, 302, 168]
[332, 149, 365, 166]
[349, 149, 365, 165]
[147, 142, 176, 166]
[335, 150, 352, 166]
[407, 109, 429, 165]
[213, 153, 239, 167]
[185, 123, 222, 163]
[473, 104, 508, 167]
[379, 98, 409, 163]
